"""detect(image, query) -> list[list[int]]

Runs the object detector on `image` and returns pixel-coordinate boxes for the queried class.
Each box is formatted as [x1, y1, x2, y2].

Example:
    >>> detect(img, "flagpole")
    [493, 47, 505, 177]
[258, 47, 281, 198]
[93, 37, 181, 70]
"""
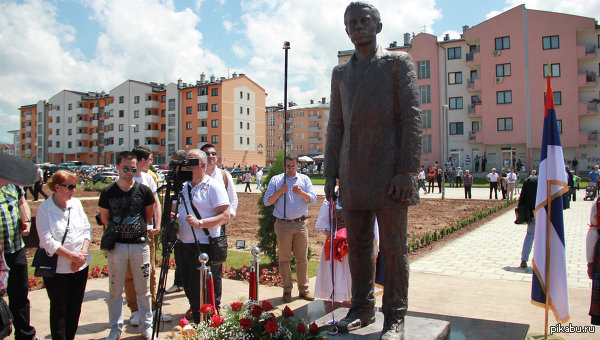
[544, 182, 551, 339]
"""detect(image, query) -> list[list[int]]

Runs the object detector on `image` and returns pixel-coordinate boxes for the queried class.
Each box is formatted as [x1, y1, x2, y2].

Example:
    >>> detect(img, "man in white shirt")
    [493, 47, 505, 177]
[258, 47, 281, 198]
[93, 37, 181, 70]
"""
[256, 168, 263, 190]
[200, 144, 238, 217]
[486, 168, 499, 199]
[506, 168, 518, 200]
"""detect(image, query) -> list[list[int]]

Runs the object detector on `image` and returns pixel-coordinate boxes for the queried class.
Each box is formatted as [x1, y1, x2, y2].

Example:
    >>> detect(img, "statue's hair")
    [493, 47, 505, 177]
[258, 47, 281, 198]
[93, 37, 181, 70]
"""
[344, 1, 381, 25]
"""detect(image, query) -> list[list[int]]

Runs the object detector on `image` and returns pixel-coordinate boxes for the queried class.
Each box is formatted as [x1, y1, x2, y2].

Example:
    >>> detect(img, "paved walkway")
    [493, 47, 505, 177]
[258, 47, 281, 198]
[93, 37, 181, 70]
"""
[22, 184, 597, 339]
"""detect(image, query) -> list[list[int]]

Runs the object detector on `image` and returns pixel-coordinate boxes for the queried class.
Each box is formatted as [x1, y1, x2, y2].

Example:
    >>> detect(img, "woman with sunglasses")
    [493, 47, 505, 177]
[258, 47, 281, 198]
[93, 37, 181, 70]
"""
[35, 170, 92, 340]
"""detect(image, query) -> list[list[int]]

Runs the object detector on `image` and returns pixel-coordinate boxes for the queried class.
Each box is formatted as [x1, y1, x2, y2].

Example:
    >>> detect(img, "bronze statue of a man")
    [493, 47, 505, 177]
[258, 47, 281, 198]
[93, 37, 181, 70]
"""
[324, 2, 422, 339]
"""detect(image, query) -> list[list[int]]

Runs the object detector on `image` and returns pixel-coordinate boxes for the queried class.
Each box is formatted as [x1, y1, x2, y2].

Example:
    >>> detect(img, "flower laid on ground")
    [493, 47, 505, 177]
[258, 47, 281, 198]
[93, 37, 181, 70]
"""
[223, 265, 283, 287]
[177, 299, 333, 339]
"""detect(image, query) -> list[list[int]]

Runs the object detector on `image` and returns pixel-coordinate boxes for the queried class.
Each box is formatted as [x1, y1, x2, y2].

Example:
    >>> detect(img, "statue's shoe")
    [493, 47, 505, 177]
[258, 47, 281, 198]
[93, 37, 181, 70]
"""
[337, 308, 375, 333]
[380, 317, 405, 340]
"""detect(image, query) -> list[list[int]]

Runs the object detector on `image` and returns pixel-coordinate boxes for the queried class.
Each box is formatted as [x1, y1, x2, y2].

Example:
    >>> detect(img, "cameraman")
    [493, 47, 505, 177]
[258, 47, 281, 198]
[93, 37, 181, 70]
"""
[173, 149, 230, 323]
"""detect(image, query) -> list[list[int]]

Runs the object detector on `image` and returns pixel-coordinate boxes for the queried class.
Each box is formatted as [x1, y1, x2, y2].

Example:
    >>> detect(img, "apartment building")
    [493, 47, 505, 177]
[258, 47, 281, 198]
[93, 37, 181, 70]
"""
[338, 4, 599, 173]
[18, 74, 266, 167]
[265, 98, 329, 164]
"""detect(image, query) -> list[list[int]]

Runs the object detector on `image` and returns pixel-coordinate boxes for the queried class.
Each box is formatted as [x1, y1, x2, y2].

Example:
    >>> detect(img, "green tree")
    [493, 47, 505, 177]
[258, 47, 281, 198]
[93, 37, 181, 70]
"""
[256, 152, 285, 263]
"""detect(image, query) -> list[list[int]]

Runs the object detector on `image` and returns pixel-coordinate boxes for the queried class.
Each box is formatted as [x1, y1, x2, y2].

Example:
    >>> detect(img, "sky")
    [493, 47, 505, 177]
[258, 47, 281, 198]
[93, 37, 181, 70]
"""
[1, 0, 599, 144]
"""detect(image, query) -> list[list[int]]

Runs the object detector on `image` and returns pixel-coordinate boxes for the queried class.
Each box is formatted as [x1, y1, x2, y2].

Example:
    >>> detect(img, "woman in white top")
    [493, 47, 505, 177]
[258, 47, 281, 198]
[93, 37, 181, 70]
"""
[36, 170, 92, 340]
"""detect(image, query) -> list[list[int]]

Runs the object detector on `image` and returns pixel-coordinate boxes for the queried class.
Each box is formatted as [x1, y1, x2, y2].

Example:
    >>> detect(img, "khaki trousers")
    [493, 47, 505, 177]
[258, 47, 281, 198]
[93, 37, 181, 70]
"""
[274, 219, 309, 294]
[125, 233, 157, 312]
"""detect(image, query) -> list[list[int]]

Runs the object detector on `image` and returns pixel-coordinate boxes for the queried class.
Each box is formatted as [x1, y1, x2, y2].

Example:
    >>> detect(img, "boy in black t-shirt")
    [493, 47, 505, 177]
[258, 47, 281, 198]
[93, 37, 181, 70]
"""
[99, 152, 155, 340]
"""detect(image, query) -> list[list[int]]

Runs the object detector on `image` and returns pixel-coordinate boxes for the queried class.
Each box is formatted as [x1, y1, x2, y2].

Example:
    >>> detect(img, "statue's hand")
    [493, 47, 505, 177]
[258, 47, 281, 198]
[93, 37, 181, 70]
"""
[387, 173, 414, 201]
[324, 177, 337, 200]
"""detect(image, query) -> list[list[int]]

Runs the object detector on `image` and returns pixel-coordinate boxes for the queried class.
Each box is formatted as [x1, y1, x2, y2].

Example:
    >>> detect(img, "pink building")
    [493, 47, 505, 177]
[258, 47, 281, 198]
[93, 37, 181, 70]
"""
[338, 4, 599, 174]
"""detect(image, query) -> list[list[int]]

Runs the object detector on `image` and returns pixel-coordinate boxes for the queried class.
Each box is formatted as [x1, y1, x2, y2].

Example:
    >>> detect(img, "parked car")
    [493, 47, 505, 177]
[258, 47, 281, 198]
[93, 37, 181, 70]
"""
[47, 165, 71, 177]
[226, 168, 248, 184]
[92, 172, 118, 184]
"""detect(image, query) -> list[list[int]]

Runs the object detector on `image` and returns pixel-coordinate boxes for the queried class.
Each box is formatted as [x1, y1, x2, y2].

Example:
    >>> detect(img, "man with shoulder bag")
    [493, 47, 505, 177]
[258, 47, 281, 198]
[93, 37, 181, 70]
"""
[173, 149, 230, 323]
[98, 151, 156, 340]
[519, 170, 538, 268]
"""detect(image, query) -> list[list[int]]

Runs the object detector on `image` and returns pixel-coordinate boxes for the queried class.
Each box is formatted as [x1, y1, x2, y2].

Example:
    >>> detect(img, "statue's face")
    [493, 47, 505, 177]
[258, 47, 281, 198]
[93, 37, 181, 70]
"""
[344, 6, 381, 47]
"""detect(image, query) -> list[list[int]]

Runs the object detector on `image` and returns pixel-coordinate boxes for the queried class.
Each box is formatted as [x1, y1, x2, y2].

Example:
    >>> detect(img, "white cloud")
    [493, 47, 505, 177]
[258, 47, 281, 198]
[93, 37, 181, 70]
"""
[438, 30, 462, 41]
[237, 0, 442, 106]
[223, 20, 234, 33]
[486, 0, 600, 20]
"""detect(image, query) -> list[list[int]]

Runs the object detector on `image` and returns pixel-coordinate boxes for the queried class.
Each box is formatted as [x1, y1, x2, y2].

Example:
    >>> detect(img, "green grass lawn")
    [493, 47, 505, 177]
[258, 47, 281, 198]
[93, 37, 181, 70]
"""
[28, 248, 319, 280]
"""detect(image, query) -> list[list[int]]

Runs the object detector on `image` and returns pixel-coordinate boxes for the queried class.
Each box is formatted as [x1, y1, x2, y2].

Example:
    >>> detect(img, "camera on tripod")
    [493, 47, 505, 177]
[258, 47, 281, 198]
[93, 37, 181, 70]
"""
[164, 158, 199, 182]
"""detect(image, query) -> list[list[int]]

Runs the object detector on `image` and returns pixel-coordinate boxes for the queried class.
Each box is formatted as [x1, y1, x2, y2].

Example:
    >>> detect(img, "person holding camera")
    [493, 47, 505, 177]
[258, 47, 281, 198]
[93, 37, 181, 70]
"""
[519, 170, 538, 268]
[173, 149, 230, 323]
[98, 151, 156, 340]
[35, 170, 91, 340]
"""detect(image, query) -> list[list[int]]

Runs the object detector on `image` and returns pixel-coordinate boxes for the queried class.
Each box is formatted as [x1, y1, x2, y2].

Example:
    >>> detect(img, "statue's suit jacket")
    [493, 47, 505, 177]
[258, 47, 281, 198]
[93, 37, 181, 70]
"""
[325, 47, 423, 210]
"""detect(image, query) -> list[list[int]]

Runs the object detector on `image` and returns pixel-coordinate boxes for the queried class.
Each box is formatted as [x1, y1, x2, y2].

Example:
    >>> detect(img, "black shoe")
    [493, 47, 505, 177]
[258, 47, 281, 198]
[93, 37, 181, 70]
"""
[337, 307, 375, 333]
[381, 317, 405, 340]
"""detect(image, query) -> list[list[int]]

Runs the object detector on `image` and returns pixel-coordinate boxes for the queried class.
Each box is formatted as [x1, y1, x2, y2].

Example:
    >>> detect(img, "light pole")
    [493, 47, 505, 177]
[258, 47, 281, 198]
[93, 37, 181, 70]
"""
[442, 104, 449, 200]
[129, 124, 136, 150]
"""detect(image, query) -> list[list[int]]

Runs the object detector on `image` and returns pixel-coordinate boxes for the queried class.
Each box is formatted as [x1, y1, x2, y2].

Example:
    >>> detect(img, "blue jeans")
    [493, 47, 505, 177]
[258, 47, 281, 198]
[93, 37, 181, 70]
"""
[521, 219, 536, 262]
[107, 242, 152, 333]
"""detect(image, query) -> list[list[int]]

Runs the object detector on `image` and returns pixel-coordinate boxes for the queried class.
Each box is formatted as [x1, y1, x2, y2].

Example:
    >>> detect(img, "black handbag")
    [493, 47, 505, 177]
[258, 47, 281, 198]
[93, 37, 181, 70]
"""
[187, 185, 228, 265]
[0, 296, 12, 338]
[100, 183, 139, 250]
[514, 205, 530, 224]
[31, 208, 71, 277]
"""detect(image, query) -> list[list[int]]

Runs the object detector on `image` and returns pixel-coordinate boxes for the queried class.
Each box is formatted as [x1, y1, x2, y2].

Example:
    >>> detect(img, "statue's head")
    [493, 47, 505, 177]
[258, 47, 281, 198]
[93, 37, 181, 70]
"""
[344, 1, 382, 46]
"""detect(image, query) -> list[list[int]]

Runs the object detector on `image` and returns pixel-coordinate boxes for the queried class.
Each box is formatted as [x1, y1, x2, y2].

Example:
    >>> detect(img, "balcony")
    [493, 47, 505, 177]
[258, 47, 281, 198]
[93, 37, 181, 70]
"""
[74, 107, 87, 115]
[75, 133, 88, 140]
[197, 95, 208, 104]
[466, 78, 481, 92]
[74, 146, 87, 153]
[465, 50, 480, 67]
[308, 126, 322, 133]
[146, 144, 159, 153]
[92, 133, 98, 140]
[76, 119, 88, 128]
[25, 149, 31, 156]
[143, 100, 160, 109]
[25, 114, 32, 121]
[467, 103, 482, 117]
[145, 114, 160, 123]
[25, 137, 31, 143]
[468, 130, 483, 144]
[308, 114, 323, 122]
[308, 137, 323, 144]
[25, 126, 32, 132]
[92, 120, 98, 127]
[580, 131, 598, 145]
[577, 44, 597, 59]
[308, 148, 322, 154]
[92, 107, 99, 114]
[197, 111, 208, 120]
[197, 126, 208, 135]
[578, 72, 597, 88]
[142, 129, 160, 138]
[92, 146, 98, 152]
[579, 102, 599, 116]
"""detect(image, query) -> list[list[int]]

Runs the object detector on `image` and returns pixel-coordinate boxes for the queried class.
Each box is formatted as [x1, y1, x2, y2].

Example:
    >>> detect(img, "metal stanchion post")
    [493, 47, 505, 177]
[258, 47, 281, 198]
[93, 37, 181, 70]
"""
[198, 253, 209, 322]
[249, 247, 261, 301]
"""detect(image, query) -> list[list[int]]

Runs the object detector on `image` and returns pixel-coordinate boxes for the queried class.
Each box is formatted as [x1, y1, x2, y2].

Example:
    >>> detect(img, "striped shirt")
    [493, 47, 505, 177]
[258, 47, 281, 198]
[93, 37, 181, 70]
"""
[0, 184, 25, 254]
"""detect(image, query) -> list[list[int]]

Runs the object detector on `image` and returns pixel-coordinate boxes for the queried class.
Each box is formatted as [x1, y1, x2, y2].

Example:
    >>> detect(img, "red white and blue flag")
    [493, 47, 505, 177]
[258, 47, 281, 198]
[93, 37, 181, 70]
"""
[531, 74, 570, 322]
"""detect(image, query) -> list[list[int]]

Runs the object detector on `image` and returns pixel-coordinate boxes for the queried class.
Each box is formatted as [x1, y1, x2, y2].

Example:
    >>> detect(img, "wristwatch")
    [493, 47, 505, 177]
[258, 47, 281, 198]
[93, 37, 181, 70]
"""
[198, 219, 204, 227]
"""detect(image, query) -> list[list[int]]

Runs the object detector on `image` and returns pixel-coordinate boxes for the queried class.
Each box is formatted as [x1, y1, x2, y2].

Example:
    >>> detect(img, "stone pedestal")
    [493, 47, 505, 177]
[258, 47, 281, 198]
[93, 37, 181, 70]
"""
[314, 307, 450, 340]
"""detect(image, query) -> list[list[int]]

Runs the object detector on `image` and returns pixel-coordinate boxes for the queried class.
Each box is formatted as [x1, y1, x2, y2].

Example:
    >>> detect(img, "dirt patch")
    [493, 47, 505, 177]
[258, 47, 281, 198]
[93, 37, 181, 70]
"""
[26, 189, 510, 261]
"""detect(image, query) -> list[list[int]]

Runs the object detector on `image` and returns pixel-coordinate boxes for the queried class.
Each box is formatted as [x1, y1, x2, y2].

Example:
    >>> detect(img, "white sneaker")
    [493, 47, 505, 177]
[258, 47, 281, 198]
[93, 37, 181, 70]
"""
[165, 284, 182, 294]
[141, 328, 153, 340]
[107, 328, 122, 340]
[129, 311, 139, 326]
[153, 310, 173, 322]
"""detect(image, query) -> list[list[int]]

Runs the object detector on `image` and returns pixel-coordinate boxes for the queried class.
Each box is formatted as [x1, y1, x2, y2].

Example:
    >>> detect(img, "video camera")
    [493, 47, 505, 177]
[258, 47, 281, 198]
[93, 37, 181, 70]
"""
[164, 158, 199, 182]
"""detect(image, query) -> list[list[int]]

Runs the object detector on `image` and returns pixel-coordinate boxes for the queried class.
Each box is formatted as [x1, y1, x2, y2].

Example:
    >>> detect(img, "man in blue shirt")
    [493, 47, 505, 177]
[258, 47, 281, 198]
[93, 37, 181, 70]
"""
[264, 154, 317, 303]
[589, 165, 599, 191]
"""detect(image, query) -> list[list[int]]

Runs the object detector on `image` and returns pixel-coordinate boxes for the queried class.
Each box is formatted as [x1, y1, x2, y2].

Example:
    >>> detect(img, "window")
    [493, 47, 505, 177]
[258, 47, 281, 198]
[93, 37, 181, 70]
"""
[119, 124, 124, 131]
[186, 122, 192, 130]
[557, 120, 562, 133]
[497, 118, 513, 131]
[211, 88, 218, 96]
[200, 136, 207, 142]
[417, 60, 430, 79]
[161, 109, 166, 117]
[68, 117, 73, 123]
[168, 99, 175, 111]
[247, 137, 250, 145]
[448, 72, 462, 85]
[161, 95, 166, 102]
[420, 85, 431, 104]
[542, 35, 559, 50]
[212, 120, 219, 128]
[119, 96, 124, 103]
[247, 108, 250, 115]
[240, 107, 243, 114]
[497, 91, 512, 104]
[56, 116, 60, 123]
[449, 97, 463, 109]
[134, 110, 139, 118]
[472, 121, 480, 132]
[186, 106, 192, 114]
[554, 91, 562, 105]
[448, 47, 461, 60]
[239, 122, 243, 129]
[543, 63, 560, 77]
[198, 87, 207, 96]
[421, 110, 431, 129]
[268, 113, 275, 126]
[186, 92, 193, 99]
[68, 103, 72, 110]
[56, 141, 60, 147]
[247, 122, 250, 130]
[239, 137, 243, 144]
[118, 137, 124, 145]
[211, 104, 219, 112]
[495, 36, 510, 50]
[240, 91, 243, 98]
[449, 122, 463, 135]
[200, 120, 207, 127]
[161, 138, 166, 146]
[67, 141, 72, 148]
[422, 135, 432, 154]
[247, 93, 250, 100]
[119, 110, 124, 117]
[496, 63, 511, 77]
[68, 129, 72, 136]
[186, 137, 192, 145]
[198, 103, 208, 111]
[134, 96, 140, 104]
[56, 129, 60, 136]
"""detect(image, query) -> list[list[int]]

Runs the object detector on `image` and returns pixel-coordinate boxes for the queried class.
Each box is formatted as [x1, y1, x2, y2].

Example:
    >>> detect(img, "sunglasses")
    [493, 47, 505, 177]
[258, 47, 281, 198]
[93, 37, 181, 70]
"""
[205, 152, 217, 156]
[121, 167, 137, 173]
[59, 184, 77, 190]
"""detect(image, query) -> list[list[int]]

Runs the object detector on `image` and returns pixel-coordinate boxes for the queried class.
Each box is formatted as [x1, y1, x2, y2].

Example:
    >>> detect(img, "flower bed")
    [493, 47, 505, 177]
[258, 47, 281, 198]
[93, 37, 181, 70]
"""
[223, 265, 283, 287]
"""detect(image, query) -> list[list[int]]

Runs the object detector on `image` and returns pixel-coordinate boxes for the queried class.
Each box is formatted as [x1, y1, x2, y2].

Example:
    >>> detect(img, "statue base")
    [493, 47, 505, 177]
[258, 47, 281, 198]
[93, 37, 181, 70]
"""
[314, 307, 450, 340]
